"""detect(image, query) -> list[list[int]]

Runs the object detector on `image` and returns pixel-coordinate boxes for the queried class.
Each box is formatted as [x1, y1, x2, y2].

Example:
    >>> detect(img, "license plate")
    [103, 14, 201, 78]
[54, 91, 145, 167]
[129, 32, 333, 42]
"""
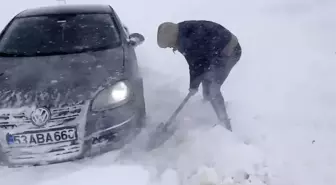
[6, 127, 77, 147]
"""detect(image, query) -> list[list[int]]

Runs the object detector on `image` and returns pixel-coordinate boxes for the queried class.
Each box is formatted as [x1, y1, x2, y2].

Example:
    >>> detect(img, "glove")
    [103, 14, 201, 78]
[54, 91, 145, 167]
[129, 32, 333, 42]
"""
[189, 88, 198, 96]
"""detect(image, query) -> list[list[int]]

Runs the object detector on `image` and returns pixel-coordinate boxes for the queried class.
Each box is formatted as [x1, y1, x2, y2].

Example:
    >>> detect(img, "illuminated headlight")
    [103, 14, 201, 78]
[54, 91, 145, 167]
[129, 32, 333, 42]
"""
[91, 81, 131, 111]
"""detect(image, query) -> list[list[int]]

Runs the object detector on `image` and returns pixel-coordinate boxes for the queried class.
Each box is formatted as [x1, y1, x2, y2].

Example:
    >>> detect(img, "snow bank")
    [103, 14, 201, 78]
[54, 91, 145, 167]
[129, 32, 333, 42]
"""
[154, 125, 270, 185]
[114, 116, 270, 185]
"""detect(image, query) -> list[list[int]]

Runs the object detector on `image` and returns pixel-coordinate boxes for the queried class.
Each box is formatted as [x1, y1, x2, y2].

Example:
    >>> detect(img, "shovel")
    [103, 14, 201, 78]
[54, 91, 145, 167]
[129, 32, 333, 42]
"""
[145, 92, 194, 151]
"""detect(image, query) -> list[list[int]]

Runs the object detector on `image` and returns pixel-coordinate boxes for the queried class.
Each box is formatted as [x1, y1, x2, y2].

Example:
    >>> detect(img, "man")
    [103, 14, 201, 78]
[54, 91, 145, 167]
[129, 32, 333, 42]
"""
[156, 20, 242, 131]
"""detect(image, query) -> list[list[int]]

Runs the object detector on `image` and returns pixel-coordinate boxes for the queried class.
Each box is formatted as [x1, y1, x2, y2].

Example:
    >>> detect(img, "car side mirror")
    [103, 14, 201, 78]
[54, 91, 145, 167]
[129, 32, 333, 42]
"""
[128, 33, 145, 47]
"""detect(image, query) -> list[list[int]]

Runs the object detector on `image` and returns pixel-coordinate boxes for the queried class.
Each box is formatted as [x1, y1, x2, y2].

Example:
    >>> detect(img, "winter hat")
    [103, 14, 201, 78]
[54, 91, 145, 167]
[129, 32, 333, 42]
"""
[157, 22, 178, 48]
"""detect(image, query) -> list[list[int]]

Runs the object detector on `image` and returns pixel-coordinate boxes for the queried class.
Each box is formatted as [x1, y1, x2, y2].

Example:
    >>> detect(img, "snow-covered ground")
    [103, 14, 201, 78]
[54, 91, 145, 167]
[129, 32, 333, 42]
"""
[0, 0, 335, 185]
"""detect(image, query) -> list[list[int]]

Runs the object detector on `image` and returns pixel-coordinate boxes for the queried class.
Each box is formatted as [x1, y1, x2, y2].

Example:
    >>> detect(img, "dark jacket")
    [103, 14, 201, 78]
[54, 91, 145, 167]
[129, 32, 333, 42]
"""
[177, 20, 240, 89]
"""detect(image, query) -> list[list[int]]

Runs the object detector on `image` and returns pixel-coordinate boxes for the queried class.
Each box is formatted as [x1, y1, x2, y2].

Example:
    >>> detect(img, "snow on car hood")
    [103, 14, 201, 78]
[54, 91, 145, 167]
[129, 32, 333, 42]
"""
[0, 47, 125, 108]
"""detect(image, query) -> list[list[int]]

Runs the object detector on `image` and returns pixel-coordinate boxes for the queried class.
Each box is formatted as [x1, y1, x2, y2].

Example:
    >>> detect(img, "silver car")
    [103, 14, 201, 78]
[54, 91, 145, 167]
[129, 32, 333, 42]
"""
[0, 4, 146, 167]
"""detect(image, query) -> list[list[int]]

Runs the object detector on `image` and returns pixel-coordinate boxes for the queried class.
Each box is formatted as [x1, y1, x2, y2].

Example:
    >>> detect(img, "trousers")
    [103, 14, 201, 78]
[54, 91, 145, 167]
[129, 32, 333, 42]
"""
[201, 47, 241, 123]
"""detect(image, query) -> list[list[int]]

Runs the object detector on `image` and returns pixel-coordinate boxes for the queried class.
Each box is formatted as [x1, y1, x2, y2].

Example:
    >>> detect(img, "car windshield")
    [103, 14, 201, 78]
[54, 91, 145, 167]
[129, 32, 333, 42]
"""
[0, 13, 121, 57]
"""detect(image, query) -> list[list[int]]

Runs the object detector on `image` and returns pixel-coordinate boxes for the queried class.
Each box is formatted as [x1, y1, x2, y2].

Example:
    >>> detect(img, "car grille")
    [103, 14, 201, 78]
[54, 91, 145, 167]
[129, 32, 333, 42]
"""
[0, 102, 90, 165]
[0, 104, 84, 130]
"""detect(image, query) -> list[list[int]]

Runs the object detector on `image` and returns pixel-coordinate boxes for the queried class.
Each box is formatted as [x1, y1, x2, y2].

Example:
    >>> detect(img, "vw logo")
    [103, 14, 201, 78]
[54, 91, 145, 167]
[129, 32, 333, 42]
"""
[31, 107, 51, 127]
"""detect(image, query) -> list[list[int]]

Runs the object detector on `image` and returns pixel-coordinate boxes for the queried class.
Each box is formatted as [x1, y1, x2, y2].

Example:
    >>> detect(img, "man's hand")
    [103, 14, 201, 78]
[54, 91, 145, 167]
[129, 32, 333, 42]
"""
[189, 88, 198, 96]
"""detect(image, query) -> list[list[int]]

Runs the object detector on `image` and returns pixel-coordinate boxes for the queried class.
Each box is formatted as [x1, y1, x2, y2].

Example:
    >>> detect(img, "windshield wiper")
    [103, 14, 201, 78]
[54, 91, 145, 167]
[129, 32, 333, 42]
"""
[0, 51, 56, 57]
[0, 45, 118, 57]
[0, 52, 17, 57]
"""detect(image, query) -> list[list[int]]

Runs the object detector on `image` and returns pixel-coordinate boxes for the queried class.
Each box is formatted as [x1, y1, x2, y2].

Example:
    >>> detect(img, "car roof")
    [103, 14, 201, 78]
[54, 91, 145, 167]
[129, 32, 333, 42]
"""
[16, 4, 113, 18]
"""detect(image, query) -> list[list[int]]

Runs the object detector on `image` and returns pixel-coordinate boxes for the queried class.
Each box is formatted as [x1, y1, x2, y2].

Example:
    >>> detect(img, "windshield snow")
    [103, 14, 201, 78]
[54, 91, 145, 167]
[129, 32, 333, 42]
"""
[0, 13, 121, 57]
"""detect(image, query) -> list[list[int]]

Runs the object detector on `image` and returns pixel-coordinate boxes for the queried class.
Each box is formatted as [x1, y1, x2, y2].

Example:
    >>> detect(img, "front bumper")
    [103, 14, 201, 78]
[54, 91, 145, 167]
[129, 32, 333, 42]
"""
[0, 98, 141, 166]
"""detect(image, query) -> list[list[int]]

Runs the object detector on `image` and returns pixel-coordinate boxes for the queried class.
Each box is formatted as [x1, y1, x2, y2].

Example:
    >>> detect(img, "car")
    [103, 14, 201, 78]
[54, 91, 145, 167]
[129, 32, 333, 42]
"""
[0, 4, 146, 167]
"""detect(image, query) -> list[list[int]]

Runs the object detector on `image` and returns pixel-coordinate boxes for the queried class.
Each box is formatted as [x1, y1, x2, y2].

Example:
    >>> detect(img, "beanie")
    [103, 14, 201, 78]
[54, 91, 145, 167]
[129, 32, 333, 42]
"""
[157, 22, 178, 48]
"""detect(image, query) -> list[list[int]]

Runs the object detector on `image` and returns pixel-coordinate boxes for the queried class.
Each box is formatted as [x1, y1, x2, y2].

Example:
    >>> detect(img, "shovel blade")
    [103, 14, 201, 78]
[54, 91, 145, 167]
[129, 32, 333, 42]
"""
[145, 122, 177, 151]
[145, 93, 194, 151]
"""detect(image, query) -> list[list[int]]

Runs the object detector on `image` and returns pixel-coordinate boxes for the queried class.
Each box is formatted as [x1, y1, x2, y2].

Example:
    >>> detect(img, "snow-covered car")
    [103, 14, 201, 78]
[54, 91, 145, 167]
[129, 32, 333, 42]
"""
[0, 4, 146, 166]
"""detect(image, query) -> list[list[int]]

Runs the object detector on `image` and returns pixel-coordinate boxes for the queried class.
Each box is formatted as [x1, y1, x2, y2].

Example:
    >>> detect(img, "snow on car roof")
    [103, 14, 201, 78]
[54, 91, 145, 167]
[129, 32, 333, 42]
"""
[16, 4, 113, 18]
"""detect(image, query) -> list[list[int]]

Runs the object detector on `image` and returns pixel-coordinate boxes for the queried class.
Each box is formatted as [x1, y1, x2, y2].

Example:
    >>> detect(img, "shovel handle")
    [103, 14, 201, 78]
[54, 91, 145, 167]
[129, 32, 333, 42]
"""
[165, 92, 193, 124]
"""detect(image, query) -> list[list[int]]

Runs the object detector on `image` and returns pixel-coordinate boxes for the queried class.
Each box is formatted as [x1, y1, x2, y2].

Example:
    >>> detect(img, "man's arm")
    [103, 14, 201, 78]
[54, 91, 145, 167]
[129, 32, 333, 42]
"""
[186, 56, 209, 90]
[189, 66, 204, 90]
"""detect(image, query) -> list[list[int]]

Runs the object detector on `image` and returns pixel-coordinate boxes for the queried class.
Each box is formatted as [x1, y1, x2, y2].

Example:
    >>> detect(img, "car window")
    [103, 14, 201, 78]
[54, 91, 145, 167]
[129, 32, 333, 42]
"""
[0, 13, 121, 57]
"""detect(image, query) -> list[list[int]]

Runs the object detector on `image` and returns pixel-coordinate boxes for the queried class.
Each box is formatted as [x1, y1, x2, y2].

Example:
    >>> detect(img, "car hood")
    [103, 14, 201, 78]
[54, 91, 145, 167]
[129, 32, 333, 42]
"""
[0, 47, 125, 108]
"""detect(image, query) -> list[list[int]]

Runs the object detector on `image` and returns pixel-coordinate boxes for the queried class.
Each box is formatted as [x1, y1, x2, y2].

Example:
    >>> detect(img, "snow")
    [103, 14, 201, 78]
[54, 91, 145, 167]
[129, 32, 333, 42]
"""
[0, 0, 335, 185]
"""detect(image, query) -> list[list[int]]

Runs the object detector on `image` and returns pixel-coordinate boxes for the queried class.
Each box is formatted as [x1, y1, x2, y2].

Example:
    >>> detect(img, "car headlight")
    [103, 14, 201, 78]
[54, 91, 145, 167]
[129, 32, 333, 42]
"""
[91, 81, 131, 111]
